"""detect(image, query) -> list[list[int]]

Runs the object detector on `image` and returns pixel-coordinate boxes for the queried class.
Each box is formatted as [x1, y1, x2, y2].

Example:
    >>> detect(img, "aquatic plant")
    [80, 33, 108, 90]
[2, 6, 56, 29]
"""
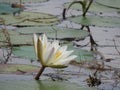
[63, 0, 93, 19]
[0, 20, 12, 64]
[33, 33, 77, 80]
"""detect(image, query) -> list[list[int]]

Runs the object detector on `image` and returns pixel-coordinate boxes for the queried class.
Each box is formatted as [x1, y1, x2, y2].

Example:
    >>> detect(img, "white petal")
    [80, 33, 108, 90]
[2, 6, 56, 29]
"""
[51, 46, 69, 62]
[37, 37, 44, 64]
[62, 50, 74, 58]
[55, 50, 74, 62]
[39, 35, 47, 61]
[45, 47, 55, 64]
[54, 55, 77, 65]
[42, 34, 48, 45]
[52, 40, 60, 50]
[60, 46, 67, 52]
[46, 46, 69, 64]
[46, 46, 62, 64]
[44, 44, 54, 63]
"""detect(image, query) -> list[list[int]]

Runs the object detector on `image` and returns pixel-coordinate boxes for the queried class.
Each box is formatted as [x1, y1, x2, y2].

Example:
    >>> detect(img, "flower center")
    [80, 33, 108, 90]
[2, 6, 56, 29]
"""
[54, 51, 62, 60]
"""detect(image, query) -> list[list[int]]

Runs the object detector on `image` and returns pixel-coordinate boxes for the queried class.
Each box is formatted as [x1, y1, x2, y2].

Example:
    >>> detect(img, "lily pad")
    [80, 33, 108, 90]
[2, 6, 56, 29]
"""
[17, 26, 89, 40]
[17, 26, 55, 35]
[0, 26, 89, 46]
[0, 29, 32, 46]
[0, 3, 22, 14]
[67, 45, 95, 62]
[96, 0, 120, 9]
[0, 0, 47, 3]
[0, 80, 97, 90]
[12, 45, 95, 62]
[49, 26, 89, 40]
[0, 12, 60, 26]
[12, 46, 36, 60]
[0, 64, 39, 74]
[68, 15, 120, 28]
[64, 2, 119, 13]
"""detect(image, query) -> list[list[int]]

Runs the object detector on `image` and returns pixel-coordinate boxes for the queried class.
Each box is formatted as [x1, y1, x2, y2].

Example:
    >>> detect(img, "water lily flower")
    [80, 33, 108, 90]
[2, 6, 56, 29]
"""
[33, 33, 77, 80]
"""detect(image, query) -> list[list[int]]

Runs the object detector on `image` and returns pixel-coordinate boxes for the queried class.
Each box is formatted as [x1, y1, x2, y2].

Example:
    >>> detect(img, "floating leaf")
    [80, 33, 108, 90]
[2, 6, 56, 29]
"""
[0, 12, 60, 26]
[66, 44, 95, 62]
[0, 29, 32, 46]
[17, 26, 89, 40]
[64, 2, 119, 13]
[12, 46, 36, 60]
[12, 45, 94, 62]
[68, 15, 120, 28]
[0, 0, 47, 3]
[96, 0, 120, 9]
[17, 26, 55, 35]
[0, 26, 89, 46]
[0, 3, 22, 14]
[0, 64, 39, 74]
[49, 26, 89, 40]
[0, 80, 97, 90]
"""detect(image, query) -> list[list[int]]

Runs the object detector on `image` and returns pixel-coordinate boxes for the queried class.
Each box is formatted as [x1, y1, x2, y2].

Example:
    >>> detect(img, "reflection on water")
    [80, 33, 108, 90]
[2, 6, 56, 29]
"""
[36, 80, 96, 90]
[0, 78, 96, 90]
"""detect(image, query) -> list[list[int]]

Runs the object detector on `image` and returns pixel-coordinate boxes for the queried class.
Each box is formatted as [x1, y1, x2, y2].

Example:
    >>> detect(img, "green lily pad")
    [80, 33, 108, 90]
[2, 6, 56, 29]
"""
[0, 12, 60, 26]
[96, 0, 120, 9]
[0, 0, 47, 3]
[67, 44, 95, 62]
[0, 29, 32, 46]
[17, 26, 89, 40]
[12, 45, 94, 62]
[12, 46, 36, 60]
[0, 3, 22, 14]
[0, 64, 39, 74]
[10, 34, 32, 45]
[0, 80, 97, 90]
[68, 15, 120, 28]
[0, 26, 89, 46]
[17, 26, 55, 35]
[49, 26, 89, 39]
[65, 2, 119, 13]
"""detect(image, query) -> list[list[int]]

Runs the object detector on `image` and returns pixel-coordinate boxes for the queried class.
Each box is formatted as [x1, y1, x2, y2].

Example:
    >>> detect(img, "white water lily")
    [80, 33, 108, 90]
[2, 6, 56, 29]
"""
[33, 33, 77, 80]
[33, 33, 77, 68]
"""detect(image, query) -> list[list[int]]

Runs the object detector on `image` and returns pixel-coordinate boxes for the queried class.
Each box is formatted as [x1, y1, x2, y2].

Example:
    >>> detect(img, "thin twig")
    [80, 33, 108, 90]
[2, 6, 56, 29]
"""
[0, 21, 12, 64]
[113, 39, 120, 55]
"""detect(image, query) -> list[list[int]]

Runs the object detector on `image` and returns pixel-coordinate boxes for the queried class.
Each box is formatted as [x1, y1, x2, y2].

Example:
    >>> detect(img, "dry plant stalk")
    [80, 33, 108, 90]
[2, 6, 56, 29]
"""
[113, 39, 120, 55]
[0, 20, 12, 64]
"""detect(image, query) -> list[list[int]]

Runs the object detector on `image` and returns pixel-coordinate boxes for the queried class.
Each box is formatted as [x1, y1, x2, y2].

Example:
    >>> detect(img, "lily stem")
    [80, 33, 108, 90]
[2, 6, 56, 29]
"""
[35, 65, 46, 80]
[83, 0, 93, 17]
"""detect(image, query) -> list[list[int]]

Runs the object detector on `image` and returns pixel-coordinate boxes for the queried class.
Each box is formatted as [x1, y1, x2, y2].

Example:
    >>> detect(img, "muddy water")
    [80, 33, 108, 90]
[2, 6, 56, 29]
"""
[24, 0, 120, 90]
[25, 0, 120, 67]
[0, 0, 120, 90]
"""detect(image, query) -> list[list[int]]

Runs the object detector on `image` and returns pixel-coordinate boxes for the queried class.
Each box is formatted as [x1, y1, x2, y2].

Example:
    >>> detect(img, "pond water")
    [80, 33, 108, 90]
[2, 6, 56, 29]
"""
[0, 0, 120, 90]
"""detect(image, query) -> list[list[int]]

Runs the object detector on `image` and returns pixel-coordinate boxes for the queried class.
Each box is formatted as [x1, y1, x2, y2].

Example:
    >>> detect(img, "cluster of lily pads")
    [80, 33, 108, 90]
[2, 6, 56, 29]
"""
[0, 0, 120, 65]
[64, 0, 120, 28]
[0, 0, 120, 89]
[0, 0, 95, 81]
[0, 0, 95, 63]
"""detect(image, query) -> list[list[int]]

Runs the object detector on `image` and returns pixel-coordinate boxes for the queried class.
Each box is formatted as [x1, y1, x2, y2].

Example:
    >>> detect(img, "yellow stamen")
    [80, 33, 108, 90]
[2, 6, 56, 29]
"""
[54, 51, 62, 60]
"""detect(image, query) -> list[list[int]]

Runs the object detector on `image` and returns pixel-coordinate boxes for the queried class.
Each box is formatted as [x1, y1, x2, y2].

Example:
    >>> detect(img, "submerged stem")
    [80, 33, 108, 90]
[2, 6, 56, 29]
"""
[35, 65, 46, 80]
[83, 0, 93, 17]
